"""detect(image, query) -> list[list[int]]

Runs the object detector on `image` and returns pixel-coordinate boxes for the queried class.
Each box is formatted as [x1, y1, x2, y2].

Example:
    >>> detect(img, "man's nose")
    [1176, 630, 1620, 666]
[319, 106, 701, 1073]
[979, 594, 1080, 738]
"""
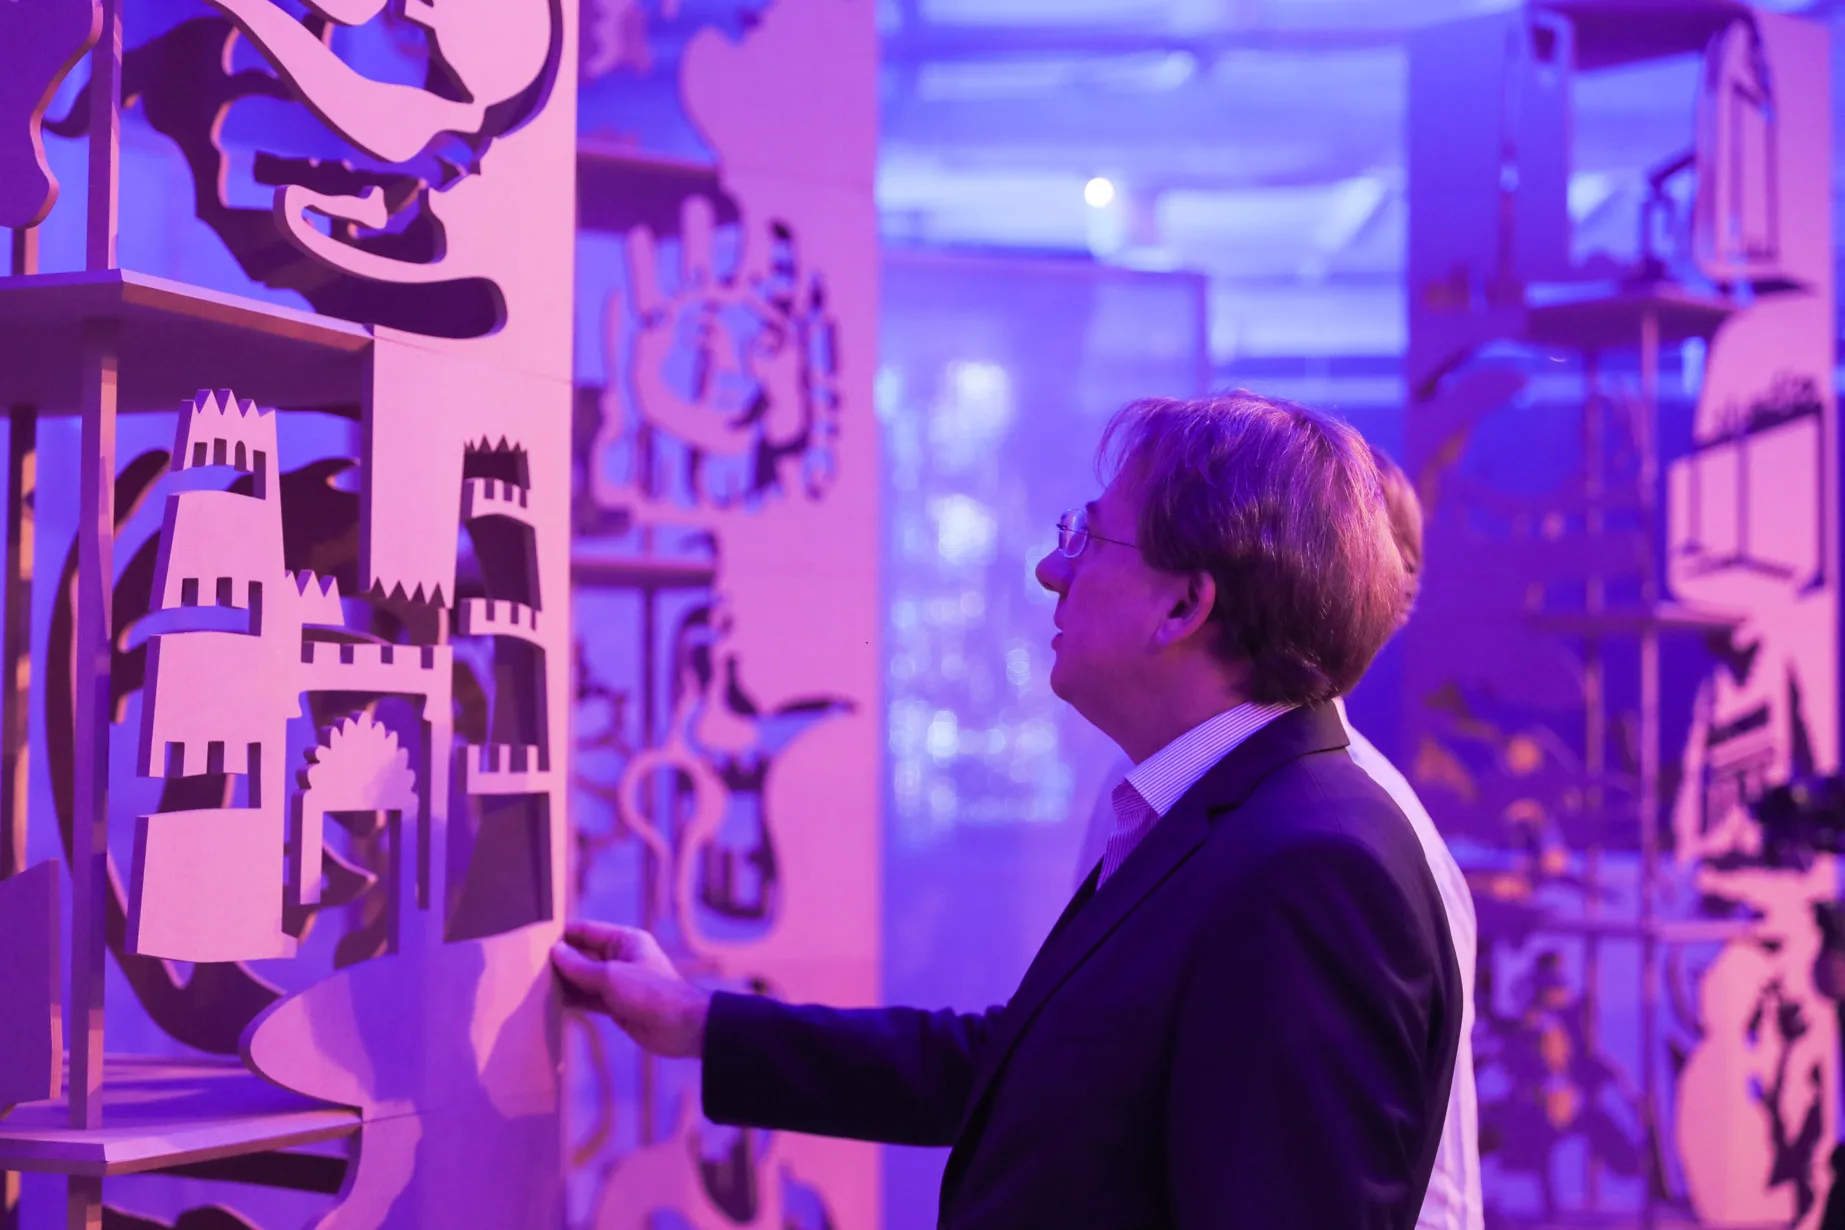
[1034, 550, 1069, 596]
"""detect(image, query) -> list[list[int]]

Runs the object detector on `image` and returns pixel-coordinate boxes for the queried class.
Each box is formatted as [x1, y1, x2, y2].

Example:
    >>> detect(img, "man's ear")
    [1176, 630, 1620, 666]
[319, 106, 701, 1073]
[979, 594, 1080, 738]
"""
[1154, 572, 1216, 649]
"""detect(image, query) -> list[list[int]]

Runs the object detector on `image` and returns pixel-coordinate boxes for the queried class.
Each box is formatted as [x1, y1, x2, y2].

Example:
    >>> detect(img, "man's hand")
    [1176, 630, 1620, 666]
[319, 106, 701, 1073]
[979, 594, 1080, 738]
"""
[551, 921, 713, 1058]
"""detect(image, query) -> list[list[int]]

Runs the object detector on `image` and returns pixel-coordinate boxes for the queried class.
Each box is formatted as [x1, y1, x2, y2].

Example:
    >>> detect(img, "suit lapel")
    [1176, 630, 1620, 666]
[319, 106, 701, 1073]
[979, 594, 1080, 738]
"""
[1046, 859, 1101, 944]
[950, 704, 1351, 1143]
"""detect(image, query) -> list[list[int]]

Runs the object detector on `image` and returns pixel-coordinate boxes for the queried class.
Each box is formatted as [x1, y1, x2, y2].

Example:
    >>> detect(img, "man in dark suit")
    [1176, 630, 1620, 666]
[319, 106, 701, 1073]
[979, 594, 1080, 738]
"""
[554, 391, 1463, 1228]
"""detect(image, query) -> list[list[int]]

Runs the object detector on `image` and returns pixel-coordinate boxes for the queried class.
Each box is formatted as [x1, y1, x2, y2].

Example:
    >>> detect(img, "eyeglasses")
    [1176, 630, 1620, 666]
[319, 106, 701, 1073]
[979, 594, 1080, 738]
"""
[1056, 507, 1137, 558]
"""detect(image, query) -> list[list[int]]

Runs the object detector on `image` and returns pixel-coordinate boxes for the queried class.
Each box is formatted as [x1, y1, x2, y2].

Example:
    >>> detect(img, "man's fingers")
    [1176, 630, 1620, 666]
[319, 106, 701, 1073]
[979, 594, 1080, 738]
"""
[560, 922, 678, 988]
[591, 923, 666, 968]
[551, 940, 657, 1015]
[563, 919, 639, 960]
[549, 939, 703, 1056]
[550, 940, 608, 993]
[603, 927, 649, 963]
[563, 918, 622, 947]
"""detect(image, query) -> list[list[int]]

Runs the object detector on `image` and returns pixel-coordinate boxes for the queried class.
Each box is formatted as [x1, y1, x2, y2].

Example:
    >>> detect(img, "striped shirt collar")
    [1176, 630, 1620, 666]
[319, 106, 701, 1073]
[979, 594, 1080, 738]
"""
[1123, 701, 1297, 818]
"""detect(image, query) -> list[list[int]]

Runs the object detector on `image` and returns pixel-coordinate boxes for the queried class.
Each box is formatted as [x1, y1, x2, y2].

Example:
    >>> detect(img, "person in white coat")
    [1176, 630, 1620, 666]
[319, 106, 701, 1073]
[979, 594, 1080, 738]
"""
[1071, 439, 1483, 1230]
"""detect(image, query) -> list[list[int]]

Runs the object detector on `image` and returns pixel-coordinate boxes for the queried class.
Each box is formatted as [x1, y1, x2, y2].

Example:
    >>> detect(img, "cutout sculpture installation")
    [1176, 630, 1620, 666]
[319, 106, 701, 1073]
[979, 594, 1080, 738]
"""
[0, 0, 580, 1225]
[568, 0, 880, 1224]
[1405, 7, 1836, 1227]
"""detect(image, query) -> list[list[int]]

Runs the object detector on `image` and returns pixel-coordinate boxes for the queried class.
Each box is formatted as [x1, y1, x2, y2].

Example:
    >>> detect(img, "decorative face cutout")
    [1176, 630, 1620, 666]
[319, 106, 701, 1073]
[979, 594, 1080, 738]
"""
[41, 1, 566, 336]
[0, 0, 101, 231]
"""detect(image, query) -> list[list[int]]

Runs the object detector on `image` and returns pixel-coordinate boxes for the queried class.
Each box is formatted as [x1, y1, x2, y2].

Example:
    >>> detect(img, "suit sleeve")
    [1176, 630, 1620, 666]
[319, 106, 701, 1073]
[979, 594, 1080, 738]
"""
[702, 992, 1008, 1146]
[1166, 835, 1453, 1229]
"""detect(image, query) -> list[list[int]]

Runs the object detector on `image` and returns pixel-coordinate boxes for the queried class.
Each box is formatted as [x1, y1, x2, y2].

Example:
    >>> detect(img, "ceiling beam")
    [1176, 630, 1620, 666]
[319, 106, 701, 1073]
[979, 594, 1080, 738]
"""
[882, 22, 1406, 66]
[880, 84, 1402, 180]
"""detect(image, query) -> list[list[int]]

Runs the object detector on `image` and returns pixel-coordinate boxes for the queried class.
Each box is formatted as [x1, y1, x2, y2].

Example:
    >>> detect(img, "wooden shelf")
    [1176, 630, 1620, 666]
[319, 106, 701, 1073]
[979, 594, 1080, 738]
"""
[0, 1055, 358, 1177]
[0, 270, 370, 415]
[1527, 600, 1747, 636]
[1541, 0, 1751, 71]
[1523, 280, 1736, 350]
[1535, 916, 1766, 944]
[570, 539, 718, 590]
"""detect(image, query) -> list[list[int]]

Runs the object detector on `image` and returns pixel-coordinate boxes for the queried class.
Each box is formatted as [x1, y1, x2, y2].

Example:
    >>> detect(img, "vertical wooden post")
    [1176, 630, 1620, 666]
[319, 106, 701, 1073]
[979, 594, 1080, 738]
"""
[69, 315, 117, 1141]
[4, 165, 41, 891]
[3, 82, 42, 1230]
[1636, 306, 1662, 1230]
[638, 582, 657, 1146]
[69, 23, 122, 1230]
[65, 1176, 101, 1230]
[9, 230, 36, 280]
[4, 201, 38, 888]
[1580, 353, 1604, 1210]
[0, 407, 34, 883]
[85, 0, 121, 275]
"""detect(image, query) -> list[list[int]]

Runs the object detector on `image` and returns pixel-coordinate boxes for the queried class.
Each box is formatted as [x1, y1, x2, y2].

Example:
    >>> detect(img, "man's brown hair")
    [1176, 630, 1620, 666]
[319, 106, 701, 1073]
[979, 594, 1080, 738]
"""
[1098, 391, 1405, 706]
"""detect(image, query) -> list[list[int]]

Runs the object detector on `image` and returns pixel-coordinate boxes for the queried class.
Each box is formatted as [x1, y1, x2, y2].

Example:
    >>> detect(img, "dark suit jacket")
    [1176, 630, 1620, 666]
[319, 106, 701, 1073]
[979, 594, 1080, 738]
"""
[703, 703, 1462, 1228]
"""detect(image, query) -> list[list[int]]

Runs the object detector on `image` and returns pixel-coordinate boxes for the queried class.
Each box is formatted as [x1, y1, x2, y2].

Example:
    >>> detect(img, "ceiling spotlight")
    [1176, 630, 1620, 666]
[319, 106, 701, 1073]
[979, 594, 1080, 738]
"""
[1084, 177, 1115, 209]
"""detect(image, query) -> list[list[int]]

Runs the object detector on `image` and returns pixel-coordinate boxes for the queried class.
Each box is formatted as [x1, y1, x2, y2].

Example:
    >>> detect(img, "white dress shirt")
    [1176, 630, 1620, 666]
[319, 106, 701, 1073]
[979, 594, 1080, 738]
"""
[1096, 701, 1295, 886]
[1074, 700, 1482, 1230]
